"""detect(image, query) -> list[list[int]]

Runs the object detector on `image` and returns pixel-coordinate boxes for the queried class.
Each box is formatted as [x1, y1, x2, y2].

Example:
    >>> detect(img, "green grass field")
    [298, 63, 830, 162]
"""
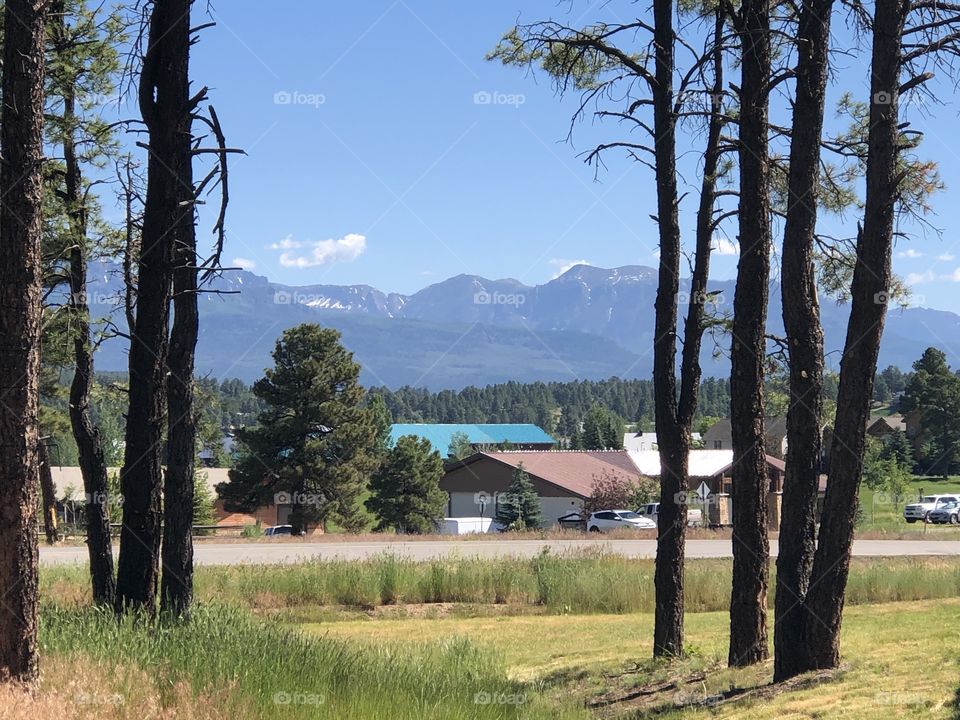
[858, 475, 960, 533]
[42, 552, 960, 615]
[26, 554, 960, 719]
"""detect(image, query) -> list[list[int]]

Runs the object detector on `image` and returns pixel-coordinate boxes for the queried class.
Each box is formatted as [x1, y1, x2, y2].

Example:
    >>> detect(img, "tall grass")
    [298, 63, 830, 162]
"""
[40, 604, 584, 720]
[42, 552, 960, 617]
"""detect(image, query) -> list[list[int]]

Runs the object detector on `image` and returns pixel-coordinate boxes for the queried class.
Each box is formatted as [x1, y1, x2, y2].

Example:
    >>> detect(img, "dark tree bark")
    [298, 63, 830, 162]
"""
[115, 0, 192, 614]
[774, 0, 834, 683]
[652, 2, 727, 659]
[801, 0, 907, 670]
[650, 0, 686, 659]
[0, 0, 49, 684]
[728, 0, 772, 668]
[50, 3, 117, 606]
[161, 0, 200, 615]
[38, 443, 60, 545]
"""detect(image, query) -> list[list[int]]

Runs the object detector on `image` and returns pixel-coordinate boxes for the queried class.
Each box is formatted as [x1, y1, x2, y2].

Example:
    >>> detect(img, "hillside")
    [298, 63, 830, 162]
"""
[87, 263, 958, 389]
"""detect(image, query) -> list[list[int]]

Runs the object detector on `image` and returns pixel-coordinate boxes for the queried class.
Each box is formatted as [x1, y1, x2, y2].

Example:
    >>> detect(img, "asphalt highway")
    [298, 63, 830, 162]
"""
[38, 537, 960, 566]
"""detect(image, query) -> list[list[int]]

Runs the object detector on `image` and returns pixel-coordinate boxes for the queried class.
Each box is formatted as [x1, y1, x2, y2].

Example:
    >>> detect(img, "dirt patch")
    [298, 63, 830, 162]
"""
[586, 661, 844, 718]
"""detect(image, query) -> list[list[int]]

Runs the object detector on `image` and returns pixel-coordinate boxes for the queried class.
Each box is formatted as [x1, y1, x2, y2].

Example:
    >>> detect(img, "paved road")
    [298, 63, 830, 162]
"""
[38, 538, 960, 566]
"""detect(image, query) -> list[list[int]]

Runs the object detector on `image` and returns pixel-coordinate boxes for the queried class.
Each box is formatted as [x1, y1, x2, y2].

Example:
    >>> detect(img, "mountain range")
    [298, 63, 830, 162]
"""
[87, 263, 960, 389]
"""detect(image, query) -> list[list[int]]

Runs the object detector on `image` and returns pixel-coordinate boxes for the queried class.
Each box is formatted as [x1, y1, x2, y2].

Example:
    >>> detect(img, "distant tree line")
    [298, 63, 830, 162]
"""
[370, 377, 736, 436]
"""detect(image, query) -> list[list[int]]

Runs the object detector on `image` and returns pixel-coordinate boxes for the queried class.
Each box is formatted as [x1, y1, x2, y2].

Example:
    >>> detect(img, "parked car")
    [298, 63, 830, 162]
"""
[264, 524, 294, 537]
[637, 502, 704, 527]
[927, 501, 960, 525]
[903, 495, 960, 523]
[587, 510, 656, 533]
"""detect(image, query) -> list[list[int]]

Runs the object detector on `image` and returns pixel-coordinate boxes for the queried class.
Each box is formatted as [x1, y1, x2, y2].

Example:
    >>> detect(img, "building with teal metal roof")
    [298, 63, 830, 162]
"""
[389, 423, 555, 454]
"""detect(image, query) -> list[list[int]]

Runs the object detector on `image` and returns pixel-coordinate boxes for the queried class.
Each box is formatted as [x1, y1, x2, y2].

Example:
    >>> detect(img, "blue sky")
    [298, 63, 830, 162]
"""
[147, 1, 960, 310]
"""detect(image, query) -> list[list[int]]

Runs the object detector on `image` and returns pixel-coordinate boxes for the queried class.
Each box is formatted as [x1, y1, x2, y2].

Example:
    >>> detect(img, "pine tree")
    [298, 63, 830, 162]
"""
[221, 325, 378, 533]
[494, 464, 542, 531]
[447, 431, 473, 460]
[367, 435, 446, 534]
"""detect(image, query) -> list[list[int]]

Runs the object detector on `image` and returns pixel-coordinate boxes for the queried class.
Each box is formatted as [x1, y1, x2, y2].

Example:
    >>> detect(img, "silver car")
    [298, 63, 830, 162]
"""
[903, 495, 960, 523]
[927, 501, 960, 525]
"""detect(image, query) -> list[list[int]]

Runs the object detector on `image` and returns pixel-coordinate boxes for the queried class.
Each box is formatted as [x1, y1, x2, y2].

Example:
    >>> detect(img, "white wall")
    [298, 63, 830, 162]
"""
[447, 491, 583, 529]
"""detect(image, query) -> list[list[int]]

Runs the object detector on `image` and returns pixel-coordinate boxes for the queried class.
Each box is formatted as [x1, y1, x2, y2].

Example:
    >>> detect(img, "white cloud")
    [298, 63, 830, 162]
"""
[232, 257, 256, 270]
[906, 270, 935, 285]
[277, 233, 367, 268]
[711, 237, 738, 256]
[896, 248, 924, 258]
[549, 258, 590, 278]
[942, 267, 960, 282]
[939, 253, 956, 261]
[268, 235, 304, 251]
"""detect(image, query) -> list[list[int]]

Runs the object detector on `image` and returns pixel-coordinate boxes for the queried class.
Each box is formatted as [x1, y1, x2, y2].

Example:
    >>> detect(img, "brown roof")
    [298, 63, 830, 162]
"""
[460, 450, 643, 498]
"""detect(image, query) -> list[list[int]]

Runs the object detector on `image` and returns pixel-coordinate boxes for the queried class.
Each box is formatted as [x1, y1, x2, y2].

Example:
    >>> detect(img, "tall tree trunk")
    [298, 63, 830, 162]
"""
[801, 0, 906, 670]
[115, 0, 192, 613]
[52, 5, 117, 606]
[0, 0, 49, 684]
[651, 3, 728, 659]
[728, 0, 772, 668]
[161, 0, 199, 614]
[38, 443, 59, 545]
[774, 0, 834, 683]
[650, 0, 686, 658]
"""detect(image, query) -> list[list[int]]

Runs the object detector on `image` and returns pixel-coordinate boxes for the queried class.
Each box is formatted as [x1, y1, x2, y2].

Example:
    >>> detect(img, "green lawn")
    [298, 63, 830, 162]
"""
[309, 598, 960, 718]
[28, 556, 960, 719]
[857, 475, 960, 532]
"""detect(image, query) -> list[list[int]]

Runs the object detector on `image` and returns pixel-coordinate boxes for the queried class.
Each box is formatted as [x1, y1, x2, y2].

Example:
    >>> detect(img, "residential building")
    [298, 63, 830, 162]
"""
[702, 417, 790, 458]
[440, 450, 640, 527]
[622, 431, 702, 452]
[390, 423, 555, 455]
[628, 449, 786, 527]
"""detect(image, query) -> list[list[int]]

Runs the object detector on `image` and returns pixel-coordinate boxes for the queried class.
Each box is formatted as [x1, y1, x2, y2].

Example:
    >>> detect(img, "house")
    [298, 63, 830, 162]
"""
[865, 414, 907, 439]
[440, 450, 642, 528]
[49, 466, 287, 530]
[622, 431, 702, 452]
[702, 417, 790, 459]
[390, 423, 555, 455]
[628, 449, 786, 527]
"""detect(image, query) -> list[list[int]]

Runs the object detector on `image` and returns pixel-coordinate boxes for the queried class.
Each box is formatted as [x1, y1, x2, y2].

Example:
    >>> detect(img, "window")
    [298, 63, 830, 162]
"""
[713, 440, 722, 449]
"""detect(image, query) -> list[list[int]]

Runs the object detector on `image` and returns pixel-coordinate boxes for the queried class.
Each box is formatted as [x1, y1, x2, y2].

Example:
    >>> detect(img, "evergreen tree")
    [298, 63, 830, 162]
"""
[367, 393, 393, 457]
[880, 429, 914, 470]
[366, 435, 446, 534]
[581, 404, 623, 449]
[569, 426, 584, 450]
[494, 463, 542, 530]
[221, 325, 378, 533]
[447, 431, 473, 460]
[902, 348, 960, 475]
[193, 471, 217, 527]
